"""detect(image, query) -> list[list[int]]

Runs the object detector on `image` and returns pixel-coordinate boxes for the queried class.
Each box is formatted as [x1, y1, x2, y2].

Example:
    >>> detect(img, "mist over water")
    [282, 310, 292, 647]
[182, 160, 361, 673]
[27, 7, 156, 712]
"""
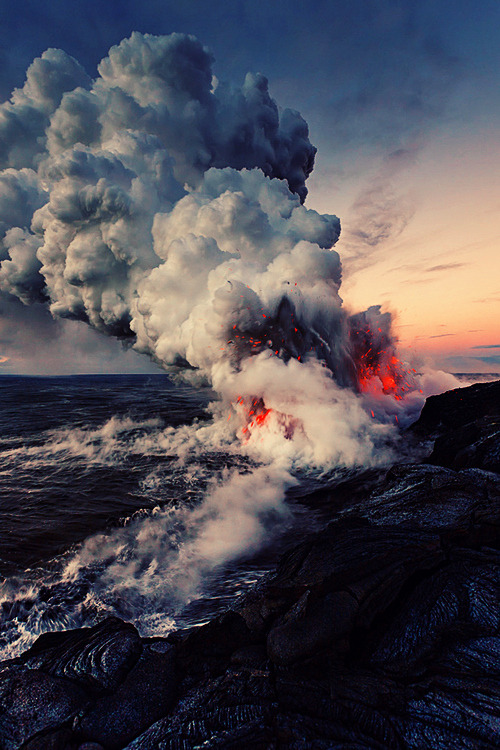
[0, 366, 462, 660]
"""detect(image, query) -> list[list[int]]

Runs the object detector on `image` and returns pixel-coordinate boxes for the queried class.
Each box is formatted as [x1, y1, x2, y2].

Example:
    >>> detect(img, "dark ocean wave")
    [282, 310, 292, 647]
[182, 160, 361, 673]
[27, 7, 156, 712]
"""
[0, 375, 214, 574]
[0, 375, 325, 658]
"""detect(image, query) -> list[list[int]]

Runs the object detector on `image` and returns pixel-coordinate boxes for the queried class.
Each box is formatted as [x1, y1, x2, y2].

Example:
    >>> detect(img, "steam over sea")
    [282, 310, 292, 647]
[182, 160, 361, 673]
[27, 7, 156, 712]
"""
[0, 373, 263, 658]
[0, 372, 353, 659]
[2, 370, 494, 661]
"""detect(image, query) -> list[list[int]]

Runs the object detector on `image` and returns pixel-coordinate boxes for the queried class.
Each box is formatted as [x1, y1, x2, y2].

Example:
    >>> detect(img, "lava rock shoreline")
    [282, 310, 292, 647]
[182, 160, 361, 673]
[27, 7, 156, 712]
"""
[1, 380, 499, 749]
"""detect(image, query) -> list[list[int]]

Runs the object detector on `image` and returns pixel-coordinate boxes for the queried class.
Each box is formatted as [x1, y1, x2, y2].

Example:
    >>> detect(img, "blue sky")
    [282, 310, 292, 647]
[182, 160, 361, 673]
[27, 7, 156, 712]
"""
[0, 0, 499, 373]
[2, 1, 498, 155]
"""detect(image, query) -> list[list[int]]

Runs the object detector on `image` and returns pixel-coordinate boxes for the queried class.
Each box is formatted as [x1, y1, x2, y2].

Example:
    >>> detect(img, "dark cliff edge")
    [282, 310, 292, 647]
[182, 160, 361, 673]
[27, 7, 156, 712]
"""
[1, 380, 499, 750]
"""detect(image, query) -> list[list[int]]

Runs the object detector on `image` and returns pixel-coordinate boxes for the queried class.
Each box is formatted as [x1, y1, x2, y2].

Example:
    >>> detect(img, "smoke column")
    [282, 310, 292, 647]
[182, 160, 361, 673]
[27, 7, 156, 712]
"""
[0, 33, 461, 653]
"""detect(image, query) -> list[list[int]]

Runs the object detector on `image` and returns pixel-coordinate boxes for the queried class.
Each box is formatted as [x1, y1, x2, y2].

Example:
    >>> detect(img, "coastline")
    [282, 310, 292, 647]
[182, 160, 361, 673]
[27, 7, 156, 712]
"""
[1, 379, 499, 749]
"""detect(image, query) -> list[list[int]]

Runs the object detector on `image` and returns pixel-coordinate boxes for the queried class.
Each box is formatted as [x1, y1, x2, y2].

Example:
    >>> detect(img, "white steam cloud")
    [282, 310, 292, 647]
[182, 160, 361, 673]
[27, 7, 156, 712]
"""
[0, 32, 463, 656]
[0, 32, 334, 365]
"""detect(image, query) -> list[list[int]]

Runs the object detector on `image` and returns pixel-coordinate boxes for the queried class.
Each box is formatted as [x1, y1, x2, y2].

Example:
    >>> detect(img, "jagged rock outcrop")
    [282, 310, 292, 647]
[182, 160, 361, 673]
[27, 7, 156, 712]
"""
[413, 379, 500, 473]
[1, 380, 499, 749]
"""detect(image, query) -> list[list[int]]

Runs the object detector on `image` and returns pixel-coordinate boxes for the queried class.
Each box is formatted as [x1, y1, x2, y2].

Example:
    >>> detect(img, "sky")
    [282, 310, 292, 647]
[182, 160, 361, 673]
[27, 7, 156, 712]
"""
[0, 0, 498, 374]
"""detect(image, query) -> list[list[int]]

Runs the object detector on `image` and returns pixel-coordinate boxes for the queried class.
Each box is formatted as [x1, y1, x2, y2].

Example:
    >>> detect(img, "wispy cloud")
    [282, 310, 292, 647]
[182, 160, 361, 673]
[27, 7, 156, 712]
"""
[475, 355, 500, 365]
[473, 296, 500, 303]
[321, 5, 465, 276]
[342, 183, 415, 256]
[425, 262, 467, 273]
[442, 354, 500, 374]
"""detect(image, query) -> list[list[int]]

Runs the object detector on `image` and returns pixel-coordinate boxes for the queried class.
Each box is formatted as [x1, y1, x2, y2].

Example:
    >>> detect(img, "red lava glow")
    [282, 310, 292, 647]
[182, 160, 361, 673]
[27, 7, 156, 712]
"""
[357, 353, 416, 400]
[352, 325, 417, 400]
[234, 396, 273, 436]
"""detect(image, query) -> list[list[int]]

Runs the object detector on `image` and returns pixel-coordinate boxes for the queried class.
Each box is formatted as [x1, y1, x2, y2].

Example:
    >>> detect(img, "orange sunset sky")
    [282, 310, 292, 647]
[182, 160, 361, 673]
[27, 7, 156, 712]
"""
[308, 126, 500, 372]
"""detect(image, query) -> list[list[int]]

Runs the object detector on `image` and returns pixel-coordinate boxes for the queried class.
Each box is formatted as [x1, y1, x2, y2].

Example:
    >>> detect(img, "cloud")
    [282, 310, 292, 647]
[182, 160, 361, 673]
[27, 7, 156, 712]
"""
[470, 344, 500, 350]
[442, 354, 500, 373]
[476, 356, 500, 364]
[425, 262, 467, 273]
[0, 32, 344, 381]
[0, 49, 91, 170]
[0, 291, 162, 374]
[0, 229, 46, 304]
[317, 6, 463, 152]
[346, 182, 414, 250]
[338, 152, 418, 271]
[385, 259, 468, 279]
[308, 4, 464, 276]
[0, 168, 47, 248]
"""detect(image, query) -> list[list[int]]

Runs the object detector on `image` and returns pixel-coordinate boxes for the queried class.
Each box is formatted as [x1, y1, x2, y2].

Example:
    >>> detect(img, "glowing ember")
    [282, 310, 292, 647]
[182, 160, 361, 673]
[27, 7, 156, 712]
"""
[350, 317, 416, 400]
[355, 346, 415, 400]
[255, 408, 272, 425]
[234, 396, 273, 437]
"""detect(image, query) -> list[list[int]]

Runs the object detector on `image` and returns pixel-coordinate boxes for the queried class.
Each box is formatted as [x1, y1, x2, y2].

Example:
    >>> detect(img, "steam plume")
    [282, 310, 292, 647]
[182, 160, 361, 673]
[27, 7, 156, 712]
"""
[0, 33, 340, 373]
[0, 30, 452, 456]
[0, 34, 465, 656]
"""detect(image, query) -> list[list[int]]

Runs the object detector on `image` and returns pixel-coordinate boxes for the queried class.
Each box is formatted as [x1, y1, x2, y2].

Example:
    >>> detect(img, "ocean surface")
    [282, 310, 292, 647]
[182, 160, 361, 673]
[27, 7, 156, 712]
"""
[1, 372, 497, 661]
[0, 375, 214, 575]
[0, 374, 336, 659]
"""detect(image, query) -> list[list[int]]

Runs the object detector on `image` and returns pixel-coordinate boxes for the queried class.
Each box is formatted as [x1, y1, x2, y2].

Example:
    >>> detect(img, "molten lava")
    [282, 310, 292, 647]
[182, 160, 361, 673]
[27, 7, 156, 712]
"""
[351, 324, 416, 399]
[357, 355, 412, 399]
[237, 397, 272, 435]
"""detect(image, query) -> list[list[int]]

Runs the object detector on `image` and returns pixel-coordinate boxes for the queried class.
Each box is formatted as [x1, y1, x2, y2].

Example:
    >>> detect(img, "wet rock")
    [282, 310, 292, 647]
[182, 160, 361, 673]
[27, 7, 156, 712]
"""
[22, 729, 76, 750]
[370, 552, 499, 672]
[22, 728, 97, 750]
[230, 644, 268, 668]
[262, 520, 446, 669]
[17, 616, 143, 692]
[412, 379, 500, 473]
[337, 463, 500, 528]
[75, 641, 176, 750]
[0, 667, 87, 750]
[124, 667, 276, 749]
[267, 589, 357, 665]
[175, 610, 254, 678]
[429, 415, 500, 472]
[413, 379, 500, 435]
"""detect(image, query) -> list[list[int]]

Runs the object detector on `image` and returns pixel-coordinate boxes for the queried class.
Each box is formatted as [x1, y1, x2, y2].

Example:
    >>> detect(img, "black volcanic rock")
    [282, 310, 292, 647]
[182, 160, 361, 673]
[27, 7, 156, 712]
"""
[337, 463, 500, 528]
[15, 617, 142, 692]
[429, 415, 500, 472]
[123, 501, 499, 748]
[74, 641, 176, 750]
[413, 379, 500, 434]
[0, 380, 499, 749]
[0, 668, 87, 750]
[0, 619, 175, 750]
[411, 379, 500, 473]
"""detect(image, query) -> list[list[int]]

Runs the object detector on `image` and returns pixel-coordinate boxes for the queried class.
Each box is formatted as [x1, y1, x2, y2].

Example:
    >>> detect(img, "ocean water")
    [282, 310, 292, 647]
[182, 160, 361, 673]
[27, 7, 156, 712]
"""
[0, 374, 213, 574]
[0, 374, 333, 659]
[1, 371, 496, 661]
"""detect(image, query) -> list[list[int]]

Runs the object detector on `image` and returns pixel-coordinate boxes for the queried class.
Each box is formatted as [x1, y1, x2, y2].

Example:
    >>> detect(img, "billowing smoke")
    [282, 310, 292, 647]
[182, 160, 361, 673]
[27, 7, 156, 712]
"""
[0, 33, 339, 370]
[0, 30, 449, 471]
[0, 33, 464, 656]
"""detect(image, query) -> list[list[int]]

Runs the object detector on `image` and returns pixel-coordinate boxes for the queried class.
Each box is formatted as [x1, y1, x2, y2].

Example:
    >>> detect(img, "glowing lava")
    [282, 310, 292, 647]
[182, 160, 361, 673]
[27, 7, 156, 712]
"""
[351, 326, 417, 400]
[234, 397, 273, 436]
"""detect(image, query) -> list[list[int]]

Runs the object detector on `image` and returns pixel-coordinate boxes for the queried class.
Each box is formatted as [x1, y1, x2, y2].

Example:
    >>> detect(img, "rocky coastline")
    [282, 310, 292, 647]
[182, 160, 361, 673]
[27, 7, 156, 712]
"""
[1, 379, 499, 749]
